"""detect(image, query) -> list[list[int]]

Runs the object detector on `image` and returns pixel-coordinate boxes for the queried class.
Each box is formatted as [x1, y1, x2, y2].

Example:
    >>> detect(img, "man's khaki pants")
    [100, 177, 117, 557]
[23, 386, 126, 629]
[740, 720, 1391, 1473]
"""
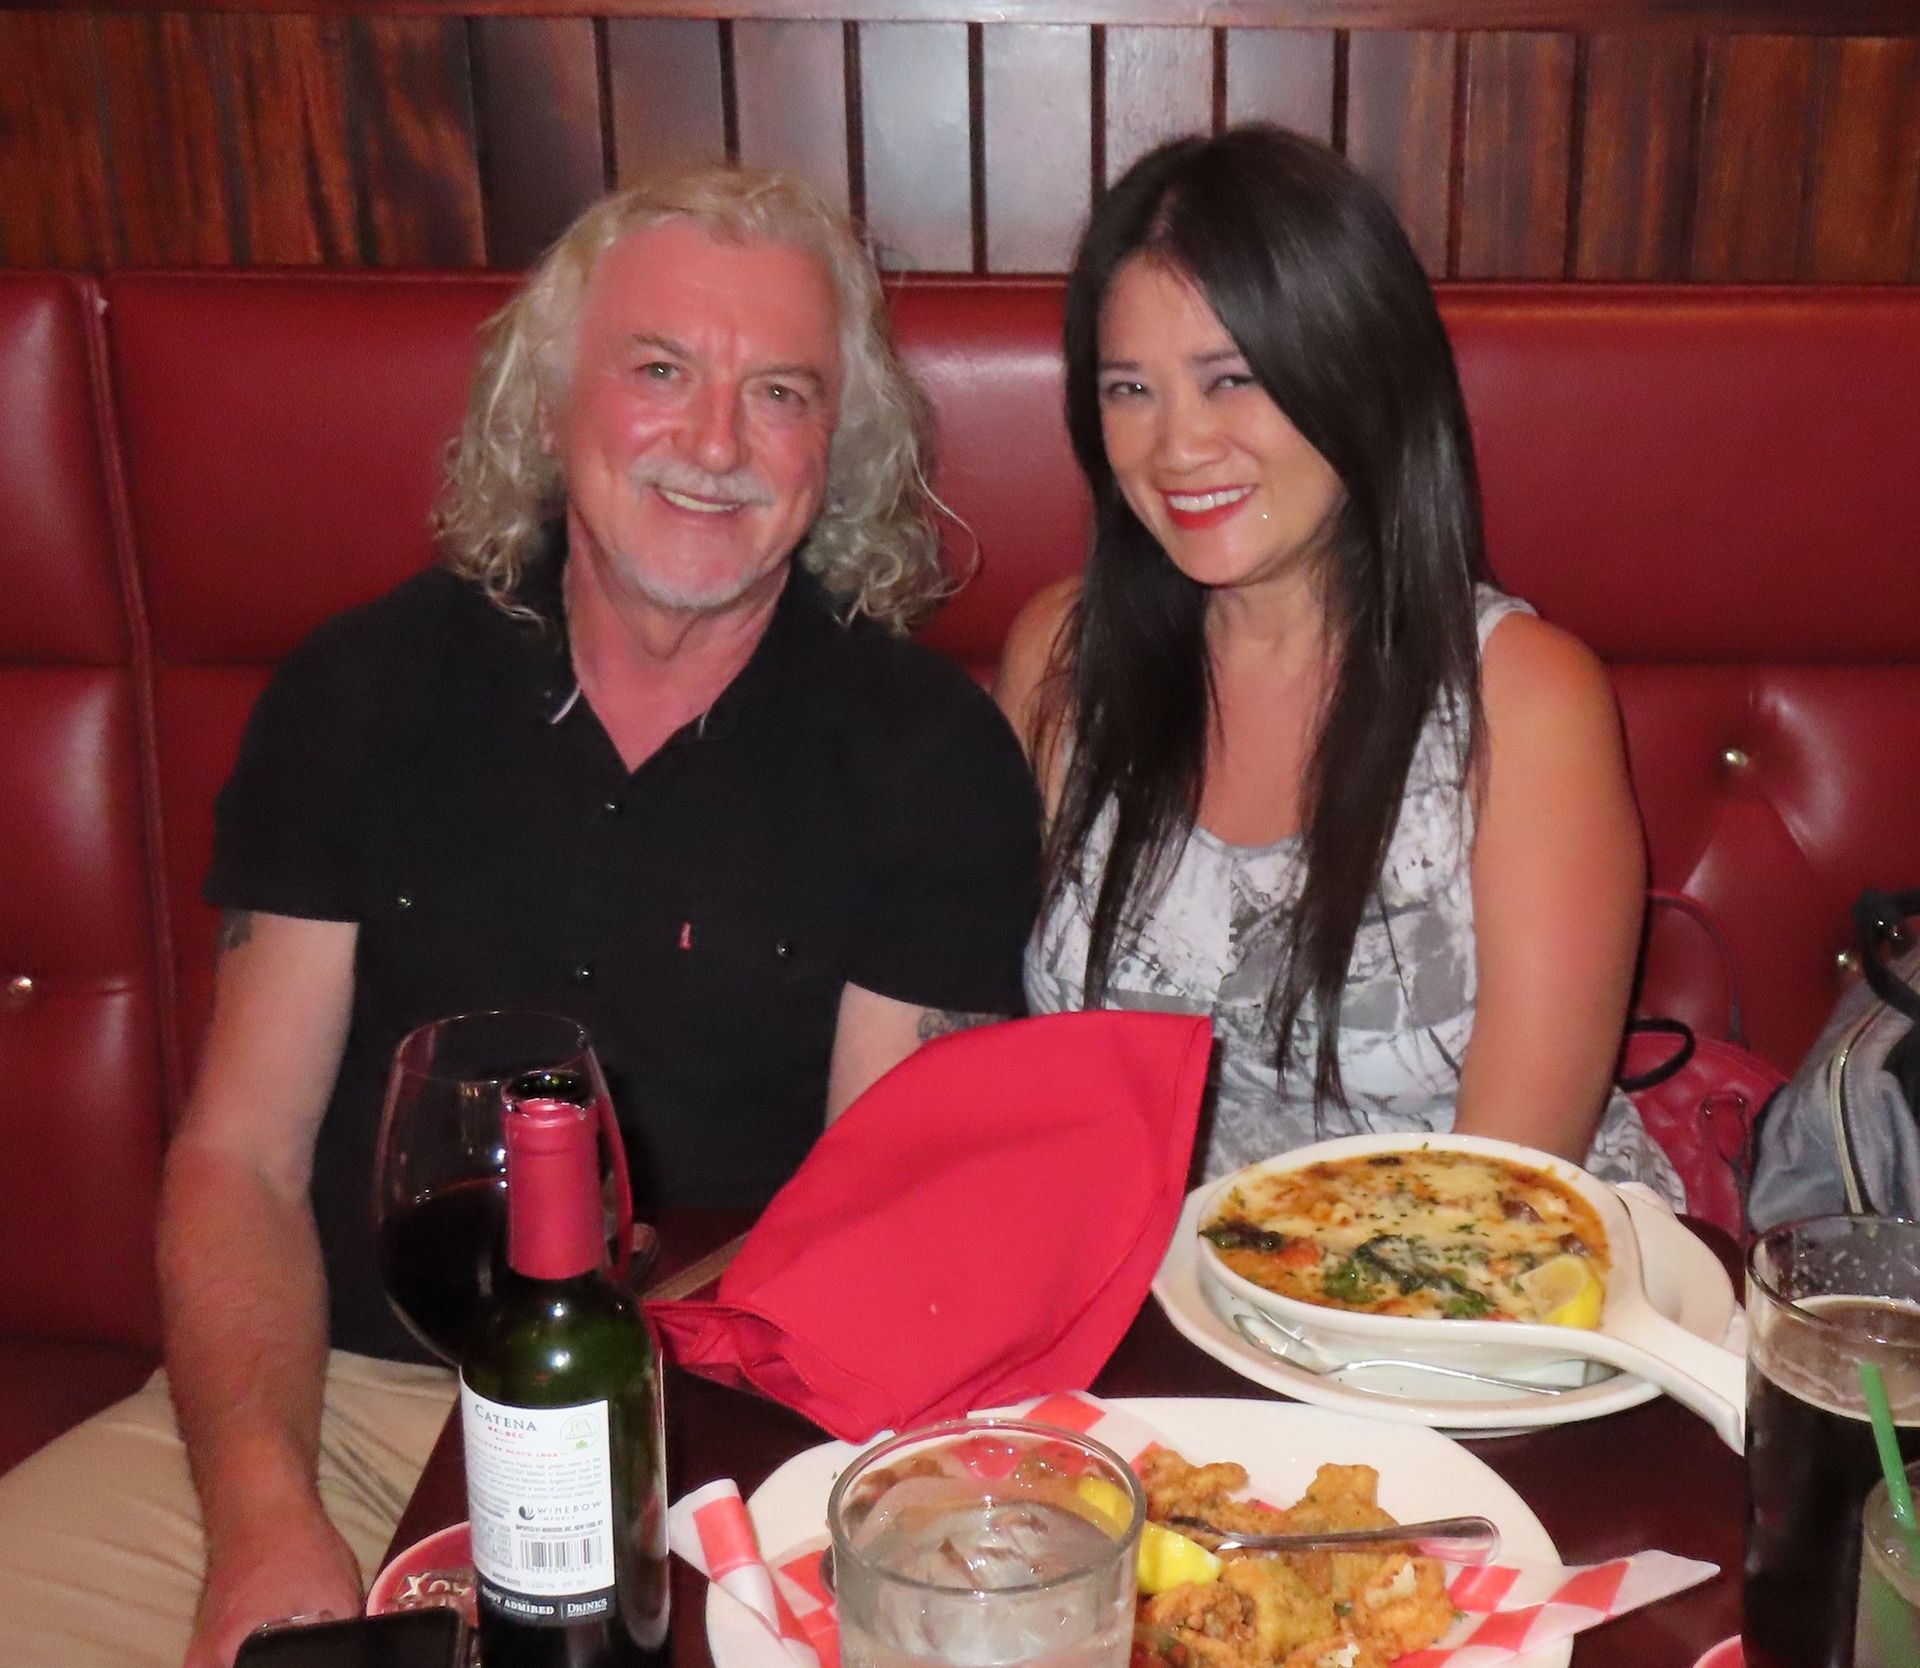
[0, 1352, 455, 1668]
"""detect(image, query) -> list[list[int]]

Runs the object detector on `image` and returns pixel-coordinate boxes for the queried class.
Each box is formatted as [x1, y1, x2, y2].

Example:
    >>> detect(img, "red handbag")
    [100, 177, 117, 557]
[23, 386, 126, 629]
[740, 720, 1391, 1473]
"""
[1617, 891, 1787, 1239]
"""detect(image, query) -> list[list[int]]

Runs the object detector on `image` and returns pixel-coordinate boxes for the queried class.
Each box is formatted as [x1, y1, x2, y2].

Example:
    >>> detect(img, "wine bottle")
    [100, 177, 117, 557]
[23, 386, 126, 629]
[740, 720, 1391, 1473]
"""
[460, 1098, 668, 1668]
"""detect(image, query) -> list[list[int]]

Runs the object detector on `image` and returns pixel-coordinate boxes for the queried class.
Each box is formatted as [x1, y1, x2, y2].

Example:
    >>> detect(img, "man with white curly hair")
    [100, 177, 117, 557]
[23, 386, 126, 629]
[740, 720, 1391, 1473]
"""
[0, 166, 1041, 1668]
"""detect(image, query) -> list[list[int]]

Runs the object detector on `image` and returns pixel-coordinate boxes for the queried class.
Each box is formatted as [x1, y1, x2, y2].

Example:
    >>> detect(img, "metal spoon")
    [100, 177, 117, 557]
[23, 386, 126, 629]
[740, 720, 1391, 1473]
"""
[1229, 1308, 1605, 1397]
[819, 1508, 1501, 1593]
[1165, 1512, 1501, 1565]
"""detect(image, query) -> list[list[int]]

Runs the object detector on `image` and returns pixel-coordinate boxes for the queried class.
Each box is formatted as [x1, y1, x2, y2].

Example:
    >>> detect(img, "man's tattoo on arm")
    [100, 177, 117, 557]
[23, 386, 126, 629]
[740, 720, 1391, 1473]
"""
[217, 908, 255, 953]
[916, 1010, 1005, 1043]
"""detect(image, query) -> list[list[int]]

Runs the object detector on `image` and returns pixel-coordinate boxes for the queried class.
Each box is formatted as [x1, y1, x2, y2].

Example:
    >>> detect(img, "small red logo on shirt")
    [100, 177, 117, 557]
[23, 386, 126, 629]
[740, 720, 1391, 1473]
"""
[678, 922, 693, 951]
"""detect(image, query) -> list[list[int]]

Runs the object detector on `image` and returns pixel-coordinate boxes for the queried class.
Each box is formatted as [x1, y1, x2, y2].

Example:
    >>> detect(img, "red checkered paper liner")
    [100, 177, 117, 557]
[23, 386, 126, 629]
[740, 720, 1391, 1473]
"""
[670, 1478, 834, 1668]
[1392, 1552, 1720, 1666]
[667, 1393, 1717, 1668]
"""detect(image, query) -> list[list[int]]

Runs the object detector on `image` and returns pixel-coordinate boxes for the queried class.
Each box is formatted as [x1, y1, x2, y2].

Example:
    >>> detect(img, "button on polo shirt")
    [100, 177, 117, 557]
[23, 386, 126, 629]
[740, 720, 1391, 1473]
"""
[209, 550, 1042, 1361]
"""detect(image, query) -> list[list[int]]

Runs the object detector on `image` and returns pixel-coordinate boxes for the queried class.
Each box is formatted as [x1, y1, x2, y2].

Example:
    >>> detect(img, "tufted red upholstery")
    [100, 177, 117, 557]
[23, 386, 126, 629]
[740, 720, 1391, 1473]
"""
[3, 269, 1917, 1471]
[0, 274, 165, 1473]
[894, 281, 1089, 683]
[1447, 291, 1920, 1067]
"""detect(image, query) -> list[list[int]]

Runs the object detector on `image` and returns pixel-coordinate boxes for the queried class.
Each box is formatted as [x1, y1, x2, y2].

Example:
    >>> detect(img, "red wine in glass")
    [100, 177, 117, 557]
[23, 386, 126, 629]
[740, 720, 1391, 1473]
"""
[373, 1012, 633, 1364]
[377, 1172, 510, 1362]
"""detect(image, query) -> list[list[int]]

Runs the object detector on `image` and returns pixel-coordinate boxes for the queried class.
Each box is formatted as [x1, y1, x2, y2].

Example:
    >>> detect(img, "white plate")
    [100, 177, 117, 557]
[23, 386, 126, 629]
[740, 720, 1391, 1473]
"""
[1152, 1181, 1737, 1433]
[704, 1395, 1569, 1668]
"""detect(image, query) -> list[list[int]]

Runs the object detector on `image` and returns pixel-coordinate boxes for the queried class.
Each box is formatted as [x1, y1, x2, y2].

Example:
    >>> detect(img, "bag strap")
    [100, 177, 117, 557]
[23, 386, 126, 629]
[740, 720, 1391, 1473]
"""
[1618, 1016, 1695, 1092]
[1853, 889, 1920, 1023]
[1646, 889, 1752, 1046]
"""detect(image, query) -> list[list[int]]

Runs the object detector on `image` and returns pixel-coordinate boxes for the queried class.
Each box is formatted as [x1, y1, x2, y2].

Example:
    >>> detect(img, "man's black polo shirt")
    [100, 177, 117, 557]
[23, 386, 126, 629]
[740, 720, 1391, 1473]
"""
[208, 554, 1042, 1360]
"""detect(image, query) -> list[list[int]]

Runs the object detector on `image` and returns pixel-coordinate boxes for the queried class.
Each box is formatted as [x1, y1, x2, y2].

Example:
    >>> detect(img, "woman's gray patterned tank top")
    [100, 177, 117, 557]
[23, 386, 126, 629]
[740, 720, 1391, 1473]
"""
[1024, 586, 1683, 1202]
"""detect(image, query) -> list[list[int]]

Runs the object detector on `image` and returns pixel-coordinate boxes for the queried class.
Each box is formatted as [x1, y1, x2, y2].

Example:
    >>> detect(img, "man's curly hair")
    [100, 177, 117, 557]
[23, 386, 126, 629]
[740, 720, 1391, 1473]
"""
[436, 164, 946, 633]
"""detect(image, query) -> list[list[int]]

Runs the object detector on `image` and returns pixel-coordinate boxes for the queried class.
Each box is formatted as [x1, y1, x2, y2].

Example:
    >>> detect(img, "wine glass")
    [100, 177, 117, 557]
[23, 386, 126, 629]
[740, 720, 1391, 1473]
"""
[373, 1009, 635, 1364]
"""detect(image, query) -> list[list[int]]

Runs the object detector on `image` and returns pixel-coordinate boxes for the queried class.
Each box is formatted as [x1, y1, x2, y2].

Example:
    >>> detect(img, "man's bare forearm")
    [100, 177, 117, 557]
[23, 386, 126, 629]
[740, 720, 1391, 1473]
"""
[160, 913, 361, 1663]
[158, 1142, 332, 1543]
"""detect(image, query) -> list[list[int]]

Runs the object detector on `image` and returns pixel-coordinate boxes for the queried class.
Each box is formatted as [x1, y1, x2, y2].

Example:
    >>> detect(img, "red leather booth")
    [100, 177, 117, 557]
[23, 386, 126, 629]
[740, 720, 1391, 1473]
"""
[4, 269, 1918, 1475]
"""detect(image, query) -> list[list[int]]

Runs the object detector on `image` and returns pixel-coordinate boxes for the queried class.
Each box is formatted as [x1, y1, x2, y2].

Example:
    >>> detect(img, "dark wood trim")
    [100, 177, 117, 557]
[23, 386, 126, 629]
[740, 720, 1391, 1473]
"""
[965, 19, 984, 273]
[1562, 32, 1586, 279]
[717, 18, 738, 162]
[840, 17, 864, 224]
[23, 1, 1920, 38]
[11, 2, 1917, 278]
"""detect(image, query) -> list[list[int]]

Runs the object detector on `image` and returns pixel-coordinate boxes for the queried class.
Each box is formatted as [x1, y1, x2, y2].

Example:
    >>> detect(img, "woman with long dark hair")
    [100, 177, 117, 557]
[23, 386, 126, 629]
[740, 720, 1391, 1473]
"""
[997, 126, 1679, 1194]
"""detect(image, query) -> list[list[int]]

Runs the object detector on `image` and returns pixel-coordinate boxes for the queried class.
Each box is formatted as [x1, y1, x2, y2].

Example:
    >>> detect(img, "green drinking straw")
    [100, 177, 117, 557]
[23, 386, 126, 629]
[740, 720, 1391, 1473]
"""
[1858, 1359, 1920, 1567]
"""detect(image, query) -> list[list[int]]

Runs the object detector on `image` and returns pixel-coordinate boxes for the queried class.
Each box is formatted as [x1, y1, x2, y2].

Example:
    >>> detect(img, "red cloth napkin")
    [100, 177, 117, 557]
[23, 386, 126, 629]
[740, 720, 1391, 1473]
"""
[647, 1011, 1213, 1441]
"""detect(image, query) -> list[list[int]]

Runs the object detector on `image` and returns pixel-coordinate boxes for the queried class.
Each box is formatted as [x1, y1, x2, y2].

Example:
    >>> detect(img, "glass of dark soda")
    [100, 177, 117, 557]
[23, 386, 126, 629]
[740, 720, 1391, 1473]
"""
[1746, 1216, 1920, 1668]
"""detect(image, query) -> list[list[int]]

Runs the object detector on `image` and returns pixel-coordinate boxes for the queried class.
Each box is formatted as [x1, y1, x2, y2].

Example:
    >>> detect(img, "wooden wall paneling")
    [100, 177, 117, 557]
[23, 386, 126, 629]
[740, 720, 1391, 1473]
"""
[0, 12, 112, 267]
[732, 21, 852, 212]
[95, 13, 235, 266]
[1691, 34, 1817, 281]
[980, 24, 1092, 272]
[1573, 33, 1697, 280]
[1456, 30, 1574, 278]
[1803, 36, 1920, 282]
[1345, 30, 1457, 276]
[608, 18, 728, 182]
[344, 18, 484, 267]
[1223, 27, 1335, 143]
[1104, 26, 1215, 184]
[472, 19, 606, 269]
[861, 23, 971, 270]
[218, 15, 359, 264]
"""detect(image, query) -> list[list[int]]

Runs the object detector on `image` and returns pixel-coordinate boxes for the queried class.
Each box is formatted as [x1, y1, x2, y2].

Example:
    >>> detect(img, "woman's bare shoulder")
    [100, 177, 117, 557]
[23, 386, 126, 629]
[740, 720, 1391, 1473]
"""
[1479, 607, 1617, 735]
[1474, 606, 1636, 862]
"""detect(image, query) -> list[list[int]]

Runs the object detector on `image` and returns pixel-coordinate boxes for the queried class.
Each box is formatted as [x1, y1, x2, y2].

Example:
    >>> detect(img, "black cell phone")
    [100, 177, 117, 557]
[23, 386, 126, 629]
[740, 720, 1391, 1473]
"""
[231, 1610, 466, 1668]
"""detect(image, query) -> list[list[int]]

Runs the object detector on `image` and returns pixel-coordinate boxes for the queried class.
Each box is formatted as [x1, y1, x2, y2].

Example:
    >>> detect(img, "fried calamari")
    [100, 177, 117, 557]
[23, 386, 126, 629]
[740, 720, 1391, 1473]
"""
[1131, 1451, 1455, 1668]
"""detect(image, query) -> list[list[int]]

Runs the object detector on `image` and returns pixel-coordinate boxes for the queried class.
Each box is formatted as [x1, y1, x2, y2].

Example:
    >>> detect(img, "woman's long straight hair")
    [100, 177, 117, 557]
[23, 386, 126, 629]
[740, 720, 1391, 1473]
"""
[1046, 125, 1491, 1108]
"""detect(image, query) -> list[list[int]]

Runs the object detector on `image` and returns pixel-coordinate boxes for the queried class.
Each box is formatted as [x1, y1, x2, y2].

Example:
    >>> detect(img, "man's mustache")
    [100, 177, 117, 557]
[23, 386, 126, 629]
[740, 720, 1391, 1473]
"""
[628, 457, 776, 507]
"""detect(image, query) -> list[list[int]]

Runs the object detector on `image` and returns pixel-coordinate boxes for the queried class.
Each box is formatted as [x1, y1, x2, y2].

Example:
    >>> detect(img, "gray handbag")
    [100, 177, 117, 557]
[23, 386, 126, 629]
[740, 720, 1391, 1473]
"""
[1748, 890, 1920, 1231]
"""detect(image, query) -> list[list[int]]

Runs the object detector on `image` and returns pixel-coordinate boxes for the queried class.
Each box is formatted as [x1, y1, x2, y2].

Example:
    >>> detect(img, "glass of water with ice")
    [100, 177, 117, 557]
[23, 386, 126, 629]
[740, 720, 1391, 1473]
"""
[827, 1417, 1145, 1668]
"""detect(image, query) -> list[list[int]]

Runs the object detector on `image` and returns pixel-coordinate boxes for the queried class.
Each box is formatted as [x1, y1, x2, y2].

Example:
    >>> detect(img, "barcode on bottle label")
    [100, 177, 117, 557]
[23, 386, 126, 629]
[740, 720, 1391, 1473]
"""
[460, 1384, 616, 1601]
[519, 1535, 605, 1571]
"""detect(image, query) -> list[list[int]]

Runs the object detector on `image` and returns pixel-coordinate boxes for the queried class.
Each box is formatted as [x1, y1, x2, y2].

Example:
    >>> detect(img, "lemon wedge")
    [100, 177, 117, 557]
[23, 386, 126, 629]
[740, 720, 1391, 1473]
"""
[1074, 1477, 1222, 1593]
[1075, 1475, 1132, 1529]
[1519, 1254, 1604, 1328]
[1136, 1522, 1223, 1593]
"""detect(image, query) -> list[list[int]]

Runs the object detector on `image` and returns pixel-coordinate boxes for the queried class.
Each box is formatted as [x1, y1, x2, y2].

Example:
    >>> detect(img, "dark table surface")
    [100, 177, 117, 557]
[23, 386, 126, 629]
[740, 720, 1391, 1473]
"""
[388, 1210, 1743, 1668]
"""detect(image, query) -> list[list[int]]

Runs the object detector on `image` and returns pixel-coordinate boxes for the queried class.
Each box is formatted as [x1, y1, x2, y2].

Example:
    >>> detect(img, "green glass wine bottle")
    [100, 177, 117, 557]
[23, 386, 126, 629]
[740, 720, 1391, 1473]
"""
[460, 1098, 668, 1667]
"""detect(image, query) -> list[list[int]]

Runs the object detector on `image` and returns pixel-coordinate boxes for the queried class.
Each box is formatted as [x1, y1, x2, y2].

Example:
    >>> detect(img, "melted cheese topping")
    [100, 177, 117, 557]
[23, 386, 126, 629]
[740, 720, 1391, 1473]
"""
[1202, 1149, 1609, 1322]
